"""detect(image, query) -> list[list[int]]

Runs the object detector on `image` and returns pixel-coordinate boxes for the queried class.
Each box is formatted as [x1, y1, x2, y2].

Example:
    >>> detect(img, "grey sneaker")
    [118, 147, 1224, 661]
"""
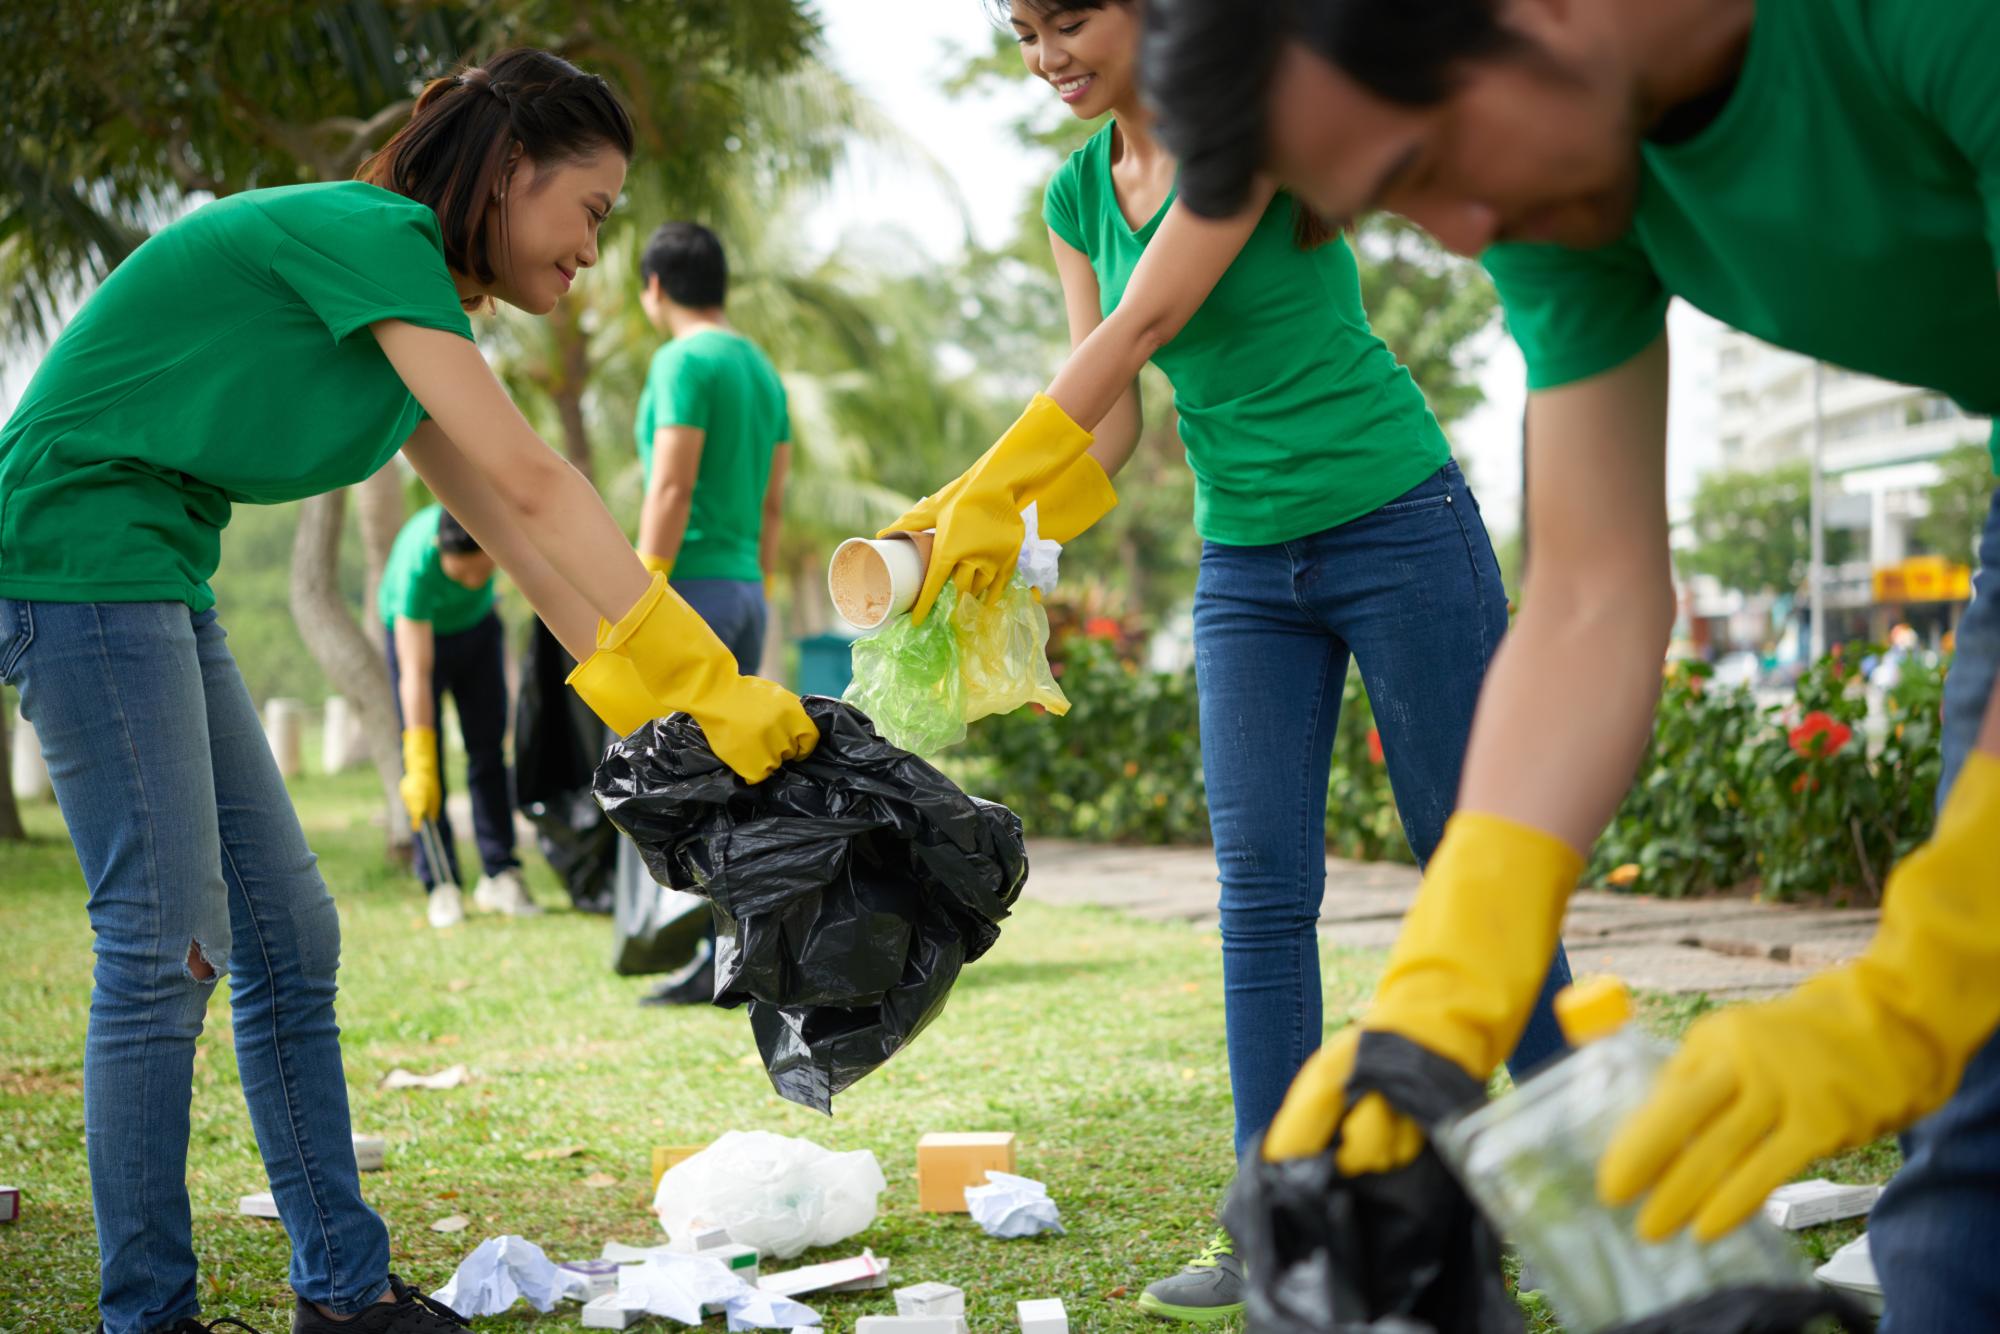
[473, 868, 540, 917]
[1138, 1229, 1245, 1323]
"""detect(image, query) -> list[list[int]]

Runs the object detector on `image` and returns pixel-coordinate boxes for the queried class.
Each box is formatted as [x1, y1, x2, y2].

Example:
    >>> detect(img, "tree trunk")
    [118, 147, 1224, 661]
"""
[291, 489, 407, 853]
[354, 468, 406, 654]
[0, 700, 25, 842]
[549, 301, 595, 482]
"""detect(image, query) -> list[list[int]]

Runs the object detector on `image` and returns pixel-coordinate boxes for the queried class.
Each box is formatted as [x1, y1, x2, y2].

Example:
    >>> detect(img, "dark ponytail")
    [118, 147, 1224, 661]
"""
[358, 48, 635, 285]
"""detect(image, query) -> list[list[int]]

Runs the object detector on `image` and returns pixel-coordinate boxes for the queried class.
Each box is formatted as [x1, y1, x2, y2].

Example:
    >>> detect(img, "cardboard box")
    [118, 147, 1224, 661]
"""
[650, 1143, 707, 1189]
[895, 1281, 965, 1317]
[917, 1132, 1017, 1212]
[580, 1294, 643, 1329]
[855, 1318, 968, 1334]
[0, 1186, 18, 1224]
[1018, 1297, 1068, 1334]
[1763, 1179, 1882, 1230]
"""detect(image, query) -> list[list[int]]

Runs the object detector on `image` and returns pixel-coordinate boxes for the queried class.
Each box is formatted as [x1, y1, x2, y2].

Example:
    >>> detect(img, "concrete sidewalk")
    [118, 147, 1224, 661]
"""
[1022, 840, 1880, 999]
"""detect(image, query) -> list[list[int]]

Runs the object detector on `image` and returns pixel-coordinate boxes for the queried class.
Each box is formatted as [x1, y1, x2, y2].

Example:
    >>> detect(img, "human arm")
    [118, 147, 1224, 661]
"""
[391, 613, 441, 829]
[637, 424, 704, 577]
[760, 442, 790, 582]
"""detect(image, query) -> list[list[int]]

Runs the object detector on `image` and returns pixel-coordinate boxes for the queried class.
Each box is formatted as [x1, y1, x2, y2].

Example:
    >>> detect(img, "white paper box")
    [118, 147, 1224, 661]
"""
[856, 1317, 968, 1334]
[580, 1294, 643, 1329]
[352, 1134, 386, 1172]
[0, 1185, 19, 1224]
[895, 1281, 965, 1317]
[1814, 1233, 1884, 1315]
[1762, 1179, 1881, 1230]
[758, 1250, 889, 1298]
[238, 1191, 280, 1219]
[1018, 1297, 1068, 1334]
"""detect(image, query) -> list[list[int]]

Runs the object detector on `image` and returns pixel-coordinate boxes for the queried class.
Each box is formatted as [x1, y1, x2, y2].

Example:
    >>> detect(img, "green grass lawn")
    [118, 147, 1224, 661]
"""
[0, 766, 1895, 1333]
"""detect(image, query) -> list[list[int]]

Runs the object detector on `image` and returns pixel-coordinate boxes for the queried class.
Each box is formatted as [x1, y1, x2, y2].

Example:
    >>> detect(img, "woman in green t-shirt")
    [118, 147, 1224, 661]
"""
[885, 4, 1573, 1317]
[0, 49, 816, 1334]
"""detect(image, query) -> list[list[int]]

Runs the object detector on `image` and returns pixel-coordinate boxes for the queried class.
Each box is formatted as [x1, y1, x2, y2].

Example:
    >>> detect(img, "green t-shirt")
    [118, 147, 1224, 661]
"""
[1483, 0, 2000, 465]
[633, 328, 789, 582]
[1044, 123, 1450, 546]
[0, 181, 475, 609]
[377, 504, 495, 635]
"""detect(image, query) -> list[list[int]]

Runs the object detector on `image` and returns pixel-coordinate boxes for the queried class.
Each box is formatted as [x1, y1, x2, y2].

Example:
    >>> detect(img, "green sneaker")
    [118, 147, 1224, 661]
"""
[1138, 1230, 1246, 1323]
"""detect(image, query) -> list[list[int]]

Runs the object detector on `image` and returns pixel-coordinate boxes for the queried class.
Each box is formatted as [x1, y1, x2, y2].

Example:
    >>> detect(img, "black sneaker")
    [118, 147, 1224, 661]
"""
[1138, 1229, 1247, 1323]
[290, 1276, 467, 1334]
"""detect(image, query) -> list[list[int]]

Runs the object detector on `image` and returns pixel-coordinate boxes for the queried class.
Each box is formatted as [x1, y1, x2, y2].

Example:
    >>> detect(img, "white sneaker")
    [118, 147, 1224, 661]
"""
[473, 868, 541, 917]
[427, 882, 465, 929]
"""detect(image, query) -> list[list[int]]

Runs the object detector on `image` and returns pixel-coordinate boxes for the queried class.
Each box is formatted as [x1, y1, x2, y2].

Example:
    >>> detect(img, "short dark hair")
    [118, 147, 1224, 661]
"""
[640, 222, 728, 307]
[980, 0, 1114, 24]
[358, 48, 635, 286]
[436, 509, 482, 555]
[1144, 0, 1524, 218]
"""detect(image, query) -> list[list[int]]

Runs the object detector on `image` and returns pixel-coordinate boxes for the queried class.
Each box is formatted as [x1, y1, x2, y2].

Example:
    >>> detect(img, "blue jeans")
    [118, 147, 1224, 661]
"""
[670, 578, 767, 674]
[1871, 484, 2000, 1330]
[385, 610, 518, 890]
[1, 601, 389, 1333]
[1194, 462, 1573, 1154]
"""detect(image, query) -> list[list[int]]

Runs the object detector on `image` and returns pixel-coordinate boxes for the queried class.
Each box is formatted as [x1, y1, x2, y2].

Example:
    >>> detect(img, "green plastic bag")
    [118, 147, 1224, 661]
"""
[843, 576, 1069, 755]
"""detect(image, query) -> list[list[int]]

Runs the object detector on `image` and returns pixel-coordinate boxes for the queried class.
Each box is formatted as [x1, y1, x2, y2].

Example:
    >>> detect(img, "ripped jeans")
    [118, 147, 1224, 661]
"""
[0, 600, 389, 1334]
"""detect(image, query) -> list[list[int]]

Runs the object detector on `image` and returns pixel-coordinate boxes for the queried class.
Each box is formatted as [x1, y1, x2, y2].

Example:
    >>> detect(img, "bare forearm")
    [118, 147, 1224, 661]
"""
[393, 620, 437, 731]
[1089, 387, 1144, 479]
[1046, 307, 1161, 436]
[760, 508, 782, 578]
[638, 482, 692, 566]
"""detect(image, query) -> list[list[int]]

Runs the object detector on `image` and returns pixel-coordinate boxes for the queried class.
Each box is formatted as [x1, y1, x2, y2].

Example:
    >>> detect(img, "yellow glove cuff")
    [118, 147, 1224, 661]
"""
[1366, 811, 1582, 1078]
[640, 552, 675, 579]
[401, 726, 437, 770]
[1033, 453, 1119, 545]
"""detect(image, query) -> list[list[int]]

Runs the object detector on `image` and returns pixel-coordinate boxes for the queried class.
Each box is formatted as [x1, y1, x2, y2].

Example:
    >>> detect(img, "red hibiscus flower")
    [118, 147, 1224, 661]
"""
[1788, 711, 1853, 759]
[1366, 728, 1385, 766]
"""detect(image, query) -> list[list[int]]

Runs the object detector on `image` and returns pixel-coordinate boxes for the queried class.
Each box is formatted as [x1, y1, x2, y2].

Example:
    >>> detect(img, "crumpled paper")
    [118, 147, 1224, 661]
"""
[616, 1252, 820, 1330]
[965, 1170, 1065, 1239]
[382, 1064, 467, 1091]
[431, 1235, 565, 1315]
[1015, 502, 1062, 596]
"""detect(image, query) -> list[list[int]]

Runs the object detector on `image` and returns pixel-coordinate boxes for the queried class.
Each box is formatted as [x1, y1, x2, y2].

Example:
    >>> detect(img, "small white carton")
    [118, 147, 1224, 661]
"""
[855, 1318, 967, 1334]
[895, 1281, 965, 1317]
[580, 1293, 643, 1329]
[1018, 1297, 1068, 1334]
[1763, 1179, 1882, 1230]
[351, 1134, 386, 1172]
[758, 1250, 890, 1298]
[668, 1223, 734, 1252]
[237, 1191, 279, 1220]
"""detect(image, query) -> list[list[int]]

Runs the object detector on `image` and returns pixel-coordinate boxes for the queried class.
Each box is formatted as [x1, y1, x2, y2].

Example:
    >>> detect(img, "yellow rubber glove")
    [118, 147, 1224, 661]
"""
[888, 450, 1118, 549]
[1600, 751, 2000, 1242]
[567, 573, 818, 782]
[875, 394, 1093, 623]
[398, 727, 442, 832]
[1264, 812, 1581, 1174]
[639, 553, 674, 579]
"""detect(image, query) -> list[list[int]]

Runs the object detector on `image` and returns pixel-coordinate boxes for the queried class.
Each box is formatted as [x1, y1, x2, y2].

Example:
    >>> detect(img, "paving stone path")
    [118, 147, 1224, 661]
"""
[1022, 840, 1879, 999]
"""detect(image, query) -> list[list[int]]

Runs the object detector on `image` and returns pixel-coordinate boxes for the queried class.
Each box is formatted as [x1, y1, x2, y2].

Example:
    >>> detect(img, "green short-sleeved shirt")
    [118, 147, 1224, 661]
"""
[0, 181, 476, 609]
[377, 504, 495, 635]
[1482, 0, 2000, 465]
[633, 329, 789, 582]
[1044, 124, 1450, 546]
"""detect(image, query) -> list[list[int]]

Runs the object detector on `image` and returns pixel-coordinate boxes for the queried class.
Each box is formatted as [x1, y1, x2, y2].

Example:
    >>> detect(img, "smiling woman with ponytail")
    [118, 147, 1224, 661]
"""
[0, 47, 816, 1334]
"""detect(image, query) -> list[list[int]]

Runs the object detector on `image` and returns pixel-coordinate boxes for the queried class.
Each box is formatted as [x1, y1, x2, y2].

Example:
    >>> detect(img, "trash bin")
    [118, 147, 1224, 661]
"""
[797, 632, 856, 699]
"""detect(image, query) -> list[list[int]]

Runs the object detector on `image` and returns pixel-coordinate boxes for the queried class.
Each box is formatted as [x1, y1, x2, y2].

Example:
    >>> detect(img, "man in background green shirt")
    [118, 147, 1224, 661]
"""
[628, 222, 791, 1005]
[381, 505, 535, 929]
[1142, 0, 2000, 1323]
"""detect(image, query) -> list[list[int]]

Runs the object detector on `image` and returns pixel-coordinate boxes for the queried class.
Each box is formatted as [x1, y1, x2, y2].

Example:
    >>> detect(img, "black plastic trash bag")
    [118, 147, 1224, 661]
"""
[593, 696, 1028, 1112]
[610, 832, 713, 977]
[513, 618, 617, 914]
[1604, 1285, 1875, 1334]
[1223, 1032, 1522, 1334]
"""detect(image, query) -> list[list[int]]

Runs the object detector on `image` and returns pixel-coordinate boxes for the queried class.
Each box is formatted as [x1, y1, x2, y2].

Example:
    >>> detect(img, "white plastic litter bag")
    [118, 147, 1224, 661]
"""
[654, 1130, 887, 1261]
[431, 1235, 566, 1316]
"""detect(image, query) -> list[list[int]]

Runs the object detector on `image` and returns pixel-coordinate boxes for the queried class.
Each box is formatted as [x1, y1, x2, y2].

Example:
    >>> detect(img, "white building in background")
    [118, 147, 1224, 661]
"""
[1712, 332, 1988, 567]
[1681, 331, 1990, 656]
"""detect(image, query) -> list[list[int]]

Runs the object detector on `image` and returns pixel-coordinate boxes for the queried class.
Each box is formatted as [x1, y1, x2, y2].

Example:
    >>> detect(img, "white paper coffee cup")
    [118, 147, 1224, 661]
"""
[828, 532, 933, 630]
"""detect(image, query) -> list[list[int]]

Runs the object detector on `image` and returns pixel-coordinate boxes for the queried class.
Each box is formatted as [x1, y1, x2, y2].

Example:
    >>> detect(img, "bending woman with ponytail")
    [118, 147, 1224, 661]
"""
[0, 49, 814, 1334]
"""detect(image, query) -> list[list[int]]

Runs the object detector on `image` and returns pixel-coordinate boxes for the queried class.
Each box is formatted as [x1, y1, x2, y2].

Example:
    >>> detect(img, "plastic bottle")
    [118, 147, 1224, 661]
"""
[1435, 977, 1805, 1332]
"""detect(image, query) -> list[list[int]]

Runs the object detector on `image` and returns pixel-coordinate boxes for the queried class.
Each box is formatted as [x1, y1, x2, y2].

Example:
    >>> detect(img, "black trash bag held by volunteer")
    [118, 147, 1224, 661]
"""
[593, 696, 1028, 1112]
[1223, 1032, 1523, 1334]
